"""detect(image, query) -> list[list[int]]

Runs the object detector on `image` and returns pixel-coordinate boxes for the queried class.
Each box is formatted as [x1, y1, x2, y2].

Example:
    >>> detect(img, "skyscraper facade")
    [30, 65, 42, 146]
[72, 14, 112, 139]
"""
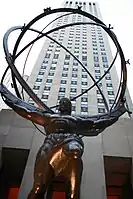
[27, 1, 131, 117]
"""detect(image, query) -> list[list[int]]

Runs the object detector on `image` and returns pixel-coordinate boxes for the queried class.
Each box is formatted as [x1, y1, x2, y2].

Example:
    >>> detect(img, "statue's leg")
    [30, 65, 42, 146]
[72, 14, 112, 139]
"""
[62, 141, 83, 199]
[27, 144, 54, 199]
[68, 159, 83, 199]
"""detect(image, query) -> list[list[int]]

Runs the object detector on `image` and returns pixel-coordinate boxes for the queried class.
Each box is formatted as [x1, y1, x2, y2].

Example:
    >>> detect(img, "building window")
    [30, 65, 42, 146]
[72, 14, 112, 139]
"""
[82, 74, 87, 78]
[45, 53, 50, 58]
[72, 106, 76, 111]
[70, 88, 77, 93]
[98, 108, 105, 113]
[83, 62, 87, 66]
[103, 64, 108, 68]
[64, 61, 69, 65]
[74, 50, 79, 53]
[38, 72, 44, 75]
[106, 83, 113, 87]
[52, 61, 57, 64]
[59, 87, 66, 92]
[50, 66, 56, 70]
[98, 82, 102, 87]
[81, 89, 87, 93]
[97, 90, 101, 94]
[42, 94, 48, 99]
[62, 73, 68, 77]
[46, 79, 52, 83]
[94, 56, 99, 62]
[49, 72, 54, 76]
[44, 86, 50, 91]
[43, 60, 48, 64]
[82, 43, 87, 46]
[74, 55, 79, 60]
[81, 107, 88, 112]
[65, 55, 70, 60]
[71, 81, 77, 85]
[54, 54, 59, 59]
[72, 73, 77, 78]
[108, 91, 114, 95]
[94, 63, 100, 67]
[97, 98, 104, 103]
[109, 99, 115, 104]
[82, 51, 87, 54]
[101, 52, 106, 56]
[73, 62, 78, 66]
[41, 65, 46, 69]
[73, 68, 78, 72]
[95, 69, 101, 73]
[105, 76, 111, 80]
[36, 78, 42, 82]
[61, 80, 67, 84]
[33, 86, 40, 90]
[81, 97, 88, 102]
[63, 68, 68, 71]
[95, 75, 101, 79]
[93, 52, 98, 55]
[102, 57, 108, 62]
[82, 82, 87, 85]
[82, 56, 87, 61]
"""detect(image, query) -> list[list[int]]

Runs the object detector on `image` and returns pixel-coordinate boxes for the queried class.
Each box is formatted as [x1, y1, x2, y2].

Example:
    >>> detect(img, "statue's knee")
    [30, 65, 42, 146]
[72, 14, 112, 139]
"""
[63, 142, 83, 158]
[32, 183, 42, 194]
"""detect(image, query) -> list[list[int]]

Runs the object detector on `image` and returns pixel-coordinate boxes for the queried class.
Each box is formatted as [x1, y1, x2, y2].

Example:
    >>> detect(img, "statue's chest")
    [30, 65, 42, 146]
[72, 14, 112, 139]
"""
[47, 115, 77, 133]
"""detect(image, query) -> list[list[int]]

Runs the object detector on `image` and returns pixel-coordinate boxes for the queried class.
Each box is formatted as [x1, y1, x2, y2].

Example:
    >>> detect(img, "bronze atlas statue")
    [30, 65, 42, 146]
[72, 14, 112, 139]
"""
[0, 6, 130, 199]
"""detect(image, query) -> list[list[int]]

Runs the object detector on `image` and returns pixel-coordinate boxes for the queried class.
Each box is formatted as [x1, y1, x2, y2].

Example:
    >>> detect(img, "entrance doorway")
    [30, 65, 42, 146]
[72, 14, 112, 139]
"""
[0, 147, 29, 199]
[104, 156, 133, 199]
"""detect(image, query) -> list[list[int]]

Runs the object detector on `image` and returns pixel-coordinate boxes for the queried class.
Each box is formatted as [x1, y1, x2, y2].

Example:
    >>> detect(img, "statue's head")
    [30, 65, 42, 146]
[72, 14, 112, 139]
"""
[59, 98, 72, 115]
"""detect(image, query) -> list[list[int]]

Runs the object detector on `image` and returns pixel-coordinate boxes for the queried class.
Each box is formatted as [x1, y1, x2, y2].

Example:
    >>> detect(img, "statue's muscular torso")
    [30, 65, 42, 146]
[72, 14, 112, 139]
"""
[45, 114, 78, 134]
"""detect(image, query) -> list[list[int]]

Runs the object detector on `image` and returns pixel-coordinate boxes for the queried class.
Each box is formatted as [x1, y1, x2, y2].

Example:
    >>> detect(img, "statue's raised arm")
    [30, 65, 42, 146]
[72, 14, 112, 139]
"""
[0, 84, 50, 126]
[75, 102, 126, 136]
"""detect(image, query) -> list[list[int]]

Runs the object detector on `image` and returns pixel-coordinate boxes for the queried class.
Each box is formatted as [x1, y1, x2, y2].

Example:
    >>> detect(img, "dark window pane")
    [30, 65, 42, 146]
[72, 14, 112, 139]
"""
[97, 98, 104, 103]
[61, 80, 67, 84]
[38, 72, 44, 75]
[70, 88, 77, 92]
[36, 78, 42, 82]
[59, 87, 66, 92]
[81, 97, 88, 102]
[54, 54, 59, 59]
[45, 53, 50, 58]
[106, 83, 112, 87]
[98, 108, 105, 113]
[46, 79, 52, 83]
[108, 91, 114, 95]
[49, 72, 54, 76]
[42, 95, 48, 99]
[81, 107, 88, 112]
[44, 86, 50, 90]
[33, 86, 40, 90]
[82, 82, 87, 85]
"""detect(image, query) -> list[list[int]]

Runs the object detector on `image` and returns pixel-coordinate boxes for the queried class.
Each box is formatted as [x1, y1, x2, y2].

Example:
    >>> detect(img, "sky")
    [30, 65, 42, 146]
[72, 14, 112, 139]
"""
[0, 0, 133, 100]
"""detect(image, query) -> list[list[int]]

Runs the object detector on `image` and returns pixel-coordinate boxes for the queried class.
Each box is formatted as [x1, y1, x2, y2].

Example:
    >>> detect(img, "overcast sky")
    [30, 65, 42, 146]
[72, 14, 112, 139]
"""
[0, 0, 133, 100]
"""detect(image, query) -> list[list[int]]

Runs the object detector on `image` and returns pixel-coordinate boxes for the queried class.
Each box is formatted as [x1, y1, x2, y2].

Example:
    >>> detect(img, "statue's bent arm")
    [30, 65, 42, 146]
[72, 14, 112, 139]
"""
[0, 84, 50, 126]
[75, 116, 118, 136]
